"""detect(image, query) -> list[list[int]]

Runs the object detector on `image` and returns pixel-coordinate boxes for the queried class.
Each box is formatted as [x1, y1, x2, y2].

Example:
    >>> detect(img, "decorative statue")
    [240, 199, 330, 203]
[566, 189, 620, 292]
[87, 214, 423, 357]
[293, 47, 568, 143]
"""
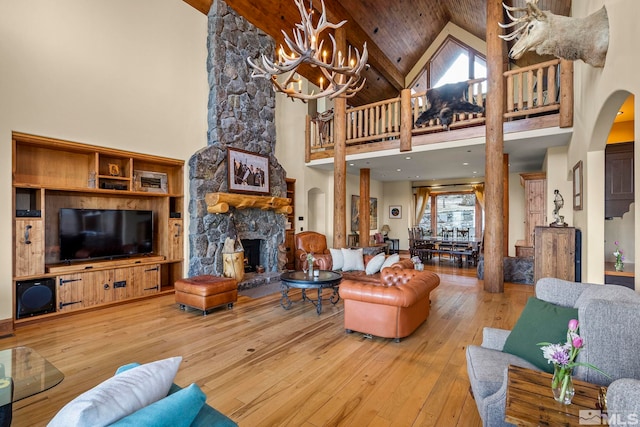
[552, 189, 566, 226]
[500, 0, 609, 68]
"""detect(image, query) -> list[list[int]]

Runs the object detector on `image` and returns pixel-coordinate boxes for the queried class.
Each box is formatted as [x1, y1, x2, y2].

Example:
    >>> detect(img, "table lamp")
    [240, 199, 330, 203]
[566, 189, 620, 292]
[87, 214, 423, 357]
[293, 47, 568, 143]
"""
[381, 224, 390, 237]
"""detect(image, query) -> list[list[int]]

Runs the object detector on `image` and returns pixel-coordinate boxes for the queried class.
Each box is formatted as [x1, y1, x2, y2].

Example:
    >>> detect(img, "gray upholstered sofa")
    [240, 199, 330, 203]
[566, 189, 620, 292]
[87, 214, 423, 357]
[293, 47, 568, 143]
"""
[466, 277, 640, 427]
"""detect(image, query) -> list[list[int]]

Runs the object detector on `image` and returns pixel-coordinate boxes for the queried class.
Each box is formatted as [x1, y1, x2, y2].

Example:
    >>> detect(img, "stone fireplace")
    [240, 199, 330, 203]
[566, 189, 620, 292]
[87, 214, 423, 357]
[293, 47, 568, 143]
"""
[187, 0, 287, 286]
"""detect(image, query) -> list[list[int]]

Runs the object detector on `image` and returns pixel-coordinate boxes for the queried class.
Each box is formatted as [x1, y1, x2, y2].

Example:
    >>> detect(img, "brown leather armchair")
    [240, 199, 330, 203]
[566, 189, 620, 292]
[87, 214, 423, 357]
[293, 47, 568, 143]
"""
[294, 231, 332, 271]
[338, 267, 440, 342]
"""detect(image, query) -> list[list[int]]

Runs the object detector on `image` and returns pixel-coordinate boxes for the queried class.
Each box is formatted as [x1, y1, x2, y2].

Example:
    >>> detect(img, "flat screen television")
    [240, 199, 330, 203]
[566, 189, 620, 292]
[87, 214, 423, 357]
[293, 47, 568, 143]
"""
[59, 208, 154, 262]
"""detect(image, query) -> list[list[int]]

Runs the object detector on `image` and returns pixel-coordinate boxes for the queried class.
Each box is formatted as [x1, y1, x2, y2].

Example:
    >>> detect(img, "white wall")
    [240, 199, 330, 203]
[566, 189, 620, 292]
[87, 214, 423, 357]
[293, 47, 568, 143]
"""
[0, 0, 208, 321]
[568, 0, 640, 287]
[508, 172, 526, 257]
[382, 181, 414, 250]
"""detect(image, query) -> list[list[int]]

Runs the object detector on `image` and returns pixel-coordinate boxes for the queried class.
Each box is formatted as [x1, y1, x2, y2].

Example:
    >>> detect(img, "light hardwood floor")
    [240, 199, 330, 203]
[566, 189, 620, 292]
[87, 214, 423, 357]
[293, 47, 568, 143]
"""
[4, 262, 534, 426]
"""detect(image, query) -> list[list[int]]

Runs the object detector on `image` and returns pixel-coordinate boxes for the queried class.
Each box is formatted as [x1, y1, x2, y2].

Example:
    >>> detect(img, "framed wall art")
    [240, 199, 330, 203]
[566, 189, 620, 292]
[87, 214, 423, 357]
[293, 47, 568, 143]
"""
[351, 195, 378, 231]
[389, 205, 402, 219]
[133, 170, 168, 193]
[227, 148, 270, 195]
[572, 160, 583, 210]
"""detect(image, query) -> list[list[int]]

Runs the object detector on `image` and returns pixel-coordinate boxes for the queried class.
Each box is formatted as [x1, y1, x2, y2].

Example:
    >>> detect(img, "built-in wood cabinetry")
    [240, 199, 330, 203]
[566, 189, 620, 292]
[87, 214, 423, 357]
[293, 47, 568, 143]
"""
[534, 226, 575, 283]
[285, 178, 296, 270]
[605, 142, 634, 218]
[12, 132, 184, 322]
[517, 172, 547, 258]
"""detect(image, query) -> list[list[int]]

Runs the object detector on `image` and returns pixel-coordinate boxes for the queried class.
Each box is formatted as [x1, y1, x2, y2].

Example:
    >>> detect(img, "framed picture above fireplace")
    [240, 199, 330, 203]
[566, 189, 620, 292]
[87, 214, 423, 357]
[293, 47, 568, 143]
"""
[227, 148, 270, 195]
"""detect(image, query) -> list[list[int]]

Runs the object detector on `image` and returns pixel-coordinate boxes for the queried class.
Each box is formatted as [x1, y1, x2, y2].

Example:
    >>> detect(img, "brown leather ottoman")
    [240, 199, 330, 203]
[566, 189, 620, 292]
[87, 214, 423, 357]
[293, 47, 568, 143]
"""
[175, 275, 238, 316]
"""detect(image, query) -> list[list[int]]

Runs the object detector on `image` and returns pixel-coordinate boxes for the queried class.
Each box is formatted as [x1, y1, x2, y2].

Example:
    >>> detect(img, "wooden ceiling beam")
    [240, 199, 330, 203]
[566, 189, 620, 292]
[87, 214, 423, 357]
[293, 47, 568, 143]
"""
[182, 0, 403, 105]
[320, 0, 404, 91]
[182, 0, 212, 15]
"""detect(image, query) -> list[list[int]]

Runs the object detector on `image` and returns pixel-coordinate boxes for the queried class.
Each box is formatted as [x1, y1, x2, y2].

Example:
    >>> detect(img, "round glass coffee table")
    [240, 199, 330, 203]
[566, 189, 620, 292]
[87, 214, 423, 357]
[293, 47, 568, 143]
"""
[280, 270, 342, 314]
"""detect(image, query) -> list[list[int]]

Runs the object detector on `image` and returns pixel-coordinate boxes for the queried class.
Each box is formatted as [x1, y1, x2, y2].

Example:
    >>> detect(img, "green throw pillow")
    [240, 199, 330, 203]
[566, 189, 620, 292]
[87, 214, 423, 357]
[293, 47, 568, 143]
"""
[502, 297, 578, 373]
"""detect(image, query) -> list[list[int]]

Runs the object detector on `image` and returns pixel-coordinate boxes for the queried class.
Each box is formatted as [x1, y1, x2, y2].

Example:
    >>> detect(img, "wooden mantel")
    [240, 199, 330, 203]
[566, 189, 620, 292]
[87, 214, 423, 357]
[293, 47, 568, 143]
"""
[205, 192, 292, 214]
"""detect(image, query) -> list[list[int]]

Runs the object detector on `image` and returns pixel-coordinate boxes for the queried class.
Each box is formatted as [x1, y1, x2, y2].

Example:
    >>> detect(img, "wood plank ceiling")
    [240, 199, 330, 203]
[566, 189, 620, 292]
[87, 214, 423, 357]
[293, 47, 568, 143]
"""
[184, 0, 571, 107]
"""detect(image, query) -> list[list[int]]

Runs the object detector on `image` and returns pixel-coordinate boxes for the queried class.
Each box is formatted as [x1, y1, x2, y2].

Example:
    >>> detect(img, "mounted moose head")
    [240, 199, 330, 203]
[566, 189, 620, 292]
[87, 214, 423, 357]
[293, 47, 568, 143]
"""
[499, 0, 609, 68]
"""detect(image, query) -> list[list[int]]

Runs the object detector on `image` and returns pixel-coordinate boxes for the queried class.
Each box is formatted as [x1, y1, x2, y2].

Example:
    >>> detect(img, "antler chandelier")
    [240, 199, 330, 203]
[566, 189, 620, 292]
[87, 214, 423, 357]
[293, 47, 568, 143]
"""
[247, 0, 368, 101]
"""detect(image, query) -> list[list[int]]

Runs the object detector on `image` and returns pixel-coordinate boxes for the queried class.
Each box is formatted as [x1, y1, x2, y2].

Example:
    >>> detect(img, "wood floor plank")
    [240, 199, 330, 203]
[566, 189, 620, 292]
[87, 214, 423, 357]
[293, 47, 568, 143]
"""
[3, 262, 534, 426]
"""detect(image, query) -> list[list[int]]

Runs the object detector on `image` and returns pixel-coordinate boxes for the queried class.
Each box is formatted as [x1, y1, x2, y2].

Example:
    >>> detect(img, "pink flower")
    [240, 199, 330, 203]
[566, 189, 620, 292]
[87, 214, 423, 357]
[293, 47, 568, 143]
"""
[572, 336, 584, 349]
[568, 319, 579, 332]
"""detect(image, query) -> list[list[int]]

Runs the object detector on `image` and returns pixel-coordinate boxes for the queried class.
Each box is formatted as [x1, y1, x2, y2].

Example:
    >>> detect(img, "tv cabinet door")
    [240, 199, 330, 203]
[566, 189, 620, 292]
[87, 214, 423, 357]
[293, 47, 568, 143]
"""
[130, 264, 160, 296]
[167, 219, 183, 261]
[82, 270, 115, 307]
[15, 219, 45, 277]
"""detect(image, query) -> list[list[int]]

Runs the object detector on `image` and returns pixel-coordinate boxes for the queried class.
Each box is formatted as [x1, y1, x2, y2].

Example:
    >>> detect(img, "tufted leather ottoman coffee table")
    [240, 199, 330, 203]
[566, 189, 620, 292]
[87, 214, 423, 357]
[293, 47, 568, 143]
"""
[175, 275, 238, 316]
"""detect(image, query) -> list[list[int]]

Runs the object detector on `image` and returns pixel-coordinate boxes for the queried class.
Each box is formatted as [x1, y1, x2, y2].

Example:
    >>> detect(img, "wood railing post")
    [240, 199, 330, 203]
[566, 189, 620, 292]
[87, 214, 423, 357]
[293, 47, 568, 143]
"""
[559, 59, 573, 128]
[400, 88, 412, 152]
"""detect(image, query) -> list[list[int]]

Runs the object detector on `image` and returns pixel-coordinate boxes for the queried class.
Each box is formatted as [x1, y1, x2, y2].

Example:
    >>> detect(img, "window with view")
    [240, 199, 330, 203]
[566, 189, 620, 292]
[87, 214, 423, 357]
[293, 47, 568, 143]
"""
[419, 193, 479, 237]
[411, 36, 487, 94]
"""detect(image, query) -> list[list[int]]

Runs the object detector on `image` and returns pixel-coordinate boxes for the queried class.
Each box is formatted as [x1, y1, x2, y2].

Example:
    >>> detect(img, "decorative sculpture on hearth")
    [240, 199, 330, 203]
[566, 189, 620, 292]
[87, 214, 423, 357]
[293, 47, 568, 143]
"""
[500, 0, 609, 68]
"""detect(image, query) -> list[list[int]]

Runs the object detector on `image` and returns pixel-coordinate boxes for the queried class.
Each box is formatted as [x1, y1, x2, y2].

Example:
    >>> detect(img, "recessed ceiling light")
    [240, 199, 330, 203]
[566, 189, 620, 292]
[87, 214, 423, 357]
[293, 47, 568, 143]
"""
[396, 168, 401, 172]
[463, 162, 469, 166]
[405, 156, 411, 160]
[349, 163, 355, 166]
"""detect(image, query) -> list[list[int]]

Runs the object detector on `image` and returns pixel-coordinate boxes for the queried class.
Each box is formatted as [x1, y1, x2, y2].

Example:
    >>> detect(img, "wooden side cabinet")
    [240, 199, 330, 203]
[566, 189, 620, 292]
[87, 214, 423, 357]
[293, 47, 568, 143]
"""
[605, 142, 634, 218]
[534, 226, 575, 283]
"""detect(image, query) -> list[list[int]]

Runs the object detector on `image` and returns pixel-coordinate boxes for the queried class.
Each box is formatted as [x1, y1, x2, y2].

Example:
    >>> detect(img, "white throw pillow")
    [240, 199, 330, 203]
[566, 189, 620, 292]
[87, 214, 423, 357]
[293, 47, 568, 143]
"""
[365, 252, 386, 275]
[341, 248, 365, 271]
[47, 356, 182, 427]
[380, 253, 400, 270]
[329, 248, 344, 270]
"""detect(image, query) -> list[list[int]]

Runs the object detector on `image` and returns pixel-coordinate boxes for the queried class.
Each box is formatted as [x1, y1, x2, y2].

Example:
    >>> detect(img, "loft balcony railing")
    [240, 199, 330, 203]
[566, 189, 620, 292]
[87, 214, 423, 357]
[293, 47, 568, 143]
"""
[305, 59, 572, 160]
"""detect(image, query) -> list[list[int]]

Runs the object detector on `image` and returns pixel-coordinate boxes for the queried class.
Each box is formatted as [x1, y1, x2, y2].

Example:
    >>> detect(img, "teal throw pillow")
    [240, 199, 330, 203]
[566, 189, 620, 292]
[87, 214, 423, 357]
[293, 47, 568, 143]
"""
[110, 383, 206, 427]
[502, 297, 578, 373]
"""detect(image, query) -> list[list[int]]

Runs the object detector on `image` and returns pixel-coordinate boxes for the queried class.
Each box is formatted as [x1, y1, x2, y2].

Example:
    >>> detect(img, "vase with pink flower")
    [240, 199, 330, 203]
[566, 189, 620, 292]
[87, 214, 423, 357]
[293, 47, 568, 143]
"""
[539, 319, 610, 404]
[613, 241, 624, 272]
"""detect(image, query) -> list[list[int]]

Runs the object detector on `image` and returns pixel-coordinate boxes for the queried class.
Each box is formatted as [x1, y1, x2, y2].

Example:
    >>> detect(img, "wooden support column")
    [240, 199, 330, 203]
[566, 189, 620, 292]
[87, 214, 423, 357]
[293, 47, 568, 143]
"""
[484, 0, 505, 293]
[503, 154, 509, 255]
[332, 27, 347, 248]
[559, 59, 574, 128]
[359, 169, 371, 246]
[400, 89, 413, 152]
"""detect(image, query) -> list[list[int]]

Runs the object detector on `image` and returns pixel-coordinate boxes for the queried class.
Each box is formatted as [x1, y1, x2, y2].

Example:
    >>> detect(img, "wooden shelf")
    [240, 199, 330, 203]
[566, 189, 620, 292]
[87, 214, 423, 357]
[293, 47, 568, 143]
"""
[205, 192, 292, 214]
[604, 262, 635, 277]
[12, 132, 185, 323]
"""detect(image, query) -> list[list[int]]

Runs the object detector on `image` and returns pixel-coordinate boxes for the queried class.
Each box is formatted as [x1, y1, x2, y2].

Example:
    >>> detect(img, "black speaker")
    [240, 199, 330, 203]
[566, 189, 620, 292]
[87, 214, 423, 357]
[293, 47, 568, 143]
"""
[16, 209, 41, 217]
[16, 278, 56, 319]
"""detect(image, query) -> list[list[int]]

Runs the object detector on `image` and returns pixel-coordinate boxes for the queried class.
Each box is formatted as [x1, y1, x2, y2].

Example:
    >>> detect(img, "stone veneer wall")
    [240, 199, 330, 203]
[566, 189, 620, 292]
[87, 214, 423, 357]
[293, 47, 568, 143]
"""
[188, 0, 288, 277]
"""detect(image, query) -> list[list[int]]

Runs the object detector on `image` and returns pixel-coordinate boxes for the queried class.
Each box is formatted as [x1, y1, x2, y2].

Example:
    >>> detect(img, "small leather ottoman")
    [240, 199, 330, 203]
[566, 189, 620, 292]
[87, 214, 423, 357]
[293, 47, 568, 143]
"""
[175, 275, 238, 316]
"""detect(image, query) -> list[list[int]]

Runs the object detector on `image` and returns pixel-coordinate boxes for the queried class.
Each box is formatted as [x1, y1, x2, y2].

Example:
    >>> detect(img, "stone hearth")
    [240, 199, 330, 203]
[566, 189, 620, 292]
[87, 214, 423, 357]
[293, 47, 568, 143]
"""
[187, 0, 287, 282]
